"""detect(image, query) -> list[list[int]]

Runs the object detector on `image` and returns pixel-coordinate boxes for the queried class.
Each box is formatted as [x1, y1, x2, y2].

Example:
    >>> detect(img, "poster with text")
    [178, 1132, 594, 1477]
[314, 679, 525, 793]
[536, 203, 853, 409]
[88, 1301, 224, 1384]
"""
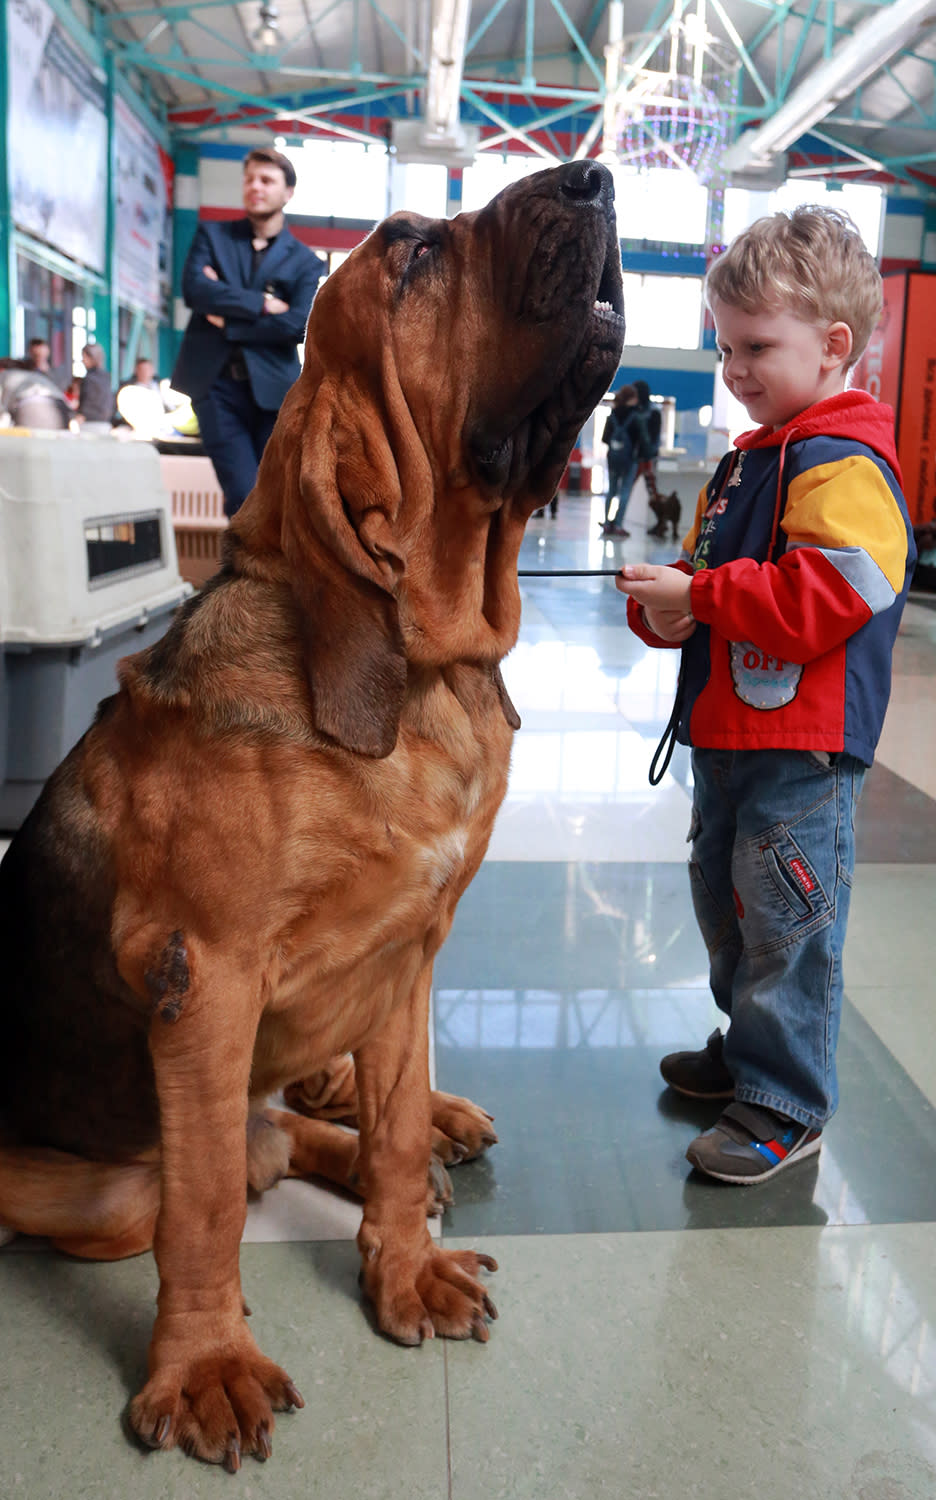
[6, 0, 108, 271]
[115, 96, 174, 317]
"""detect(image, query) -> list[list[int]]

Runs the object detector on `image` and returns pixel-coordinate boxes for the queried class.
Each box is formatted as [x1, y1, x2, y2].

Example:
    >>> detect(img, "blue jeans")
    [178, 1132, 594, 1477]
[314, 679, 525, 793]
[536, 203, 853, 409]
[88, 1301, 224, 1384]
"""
[193, 374, 279, 518]
[688, 748, 866, 1129]
[605, 458, 638, 525]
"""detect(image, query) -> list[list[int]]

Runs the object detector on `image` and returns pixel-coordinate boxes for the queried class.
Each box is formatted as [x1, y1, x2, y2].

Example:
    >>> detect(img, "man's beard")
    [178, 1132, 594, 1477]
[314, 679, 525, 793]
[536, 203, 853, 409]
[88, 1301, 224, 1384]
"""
[247, 205, 279, 227]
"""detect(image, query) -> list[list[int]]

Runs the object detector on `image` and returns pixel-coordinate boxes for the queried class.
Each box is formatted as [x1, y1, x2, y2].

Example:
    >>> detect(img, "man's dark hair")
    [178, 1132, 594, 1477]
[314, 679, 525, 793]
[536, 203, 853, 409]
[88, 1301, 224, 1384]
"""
[244, 147, 296, 190]
[29, 337, 49, 350]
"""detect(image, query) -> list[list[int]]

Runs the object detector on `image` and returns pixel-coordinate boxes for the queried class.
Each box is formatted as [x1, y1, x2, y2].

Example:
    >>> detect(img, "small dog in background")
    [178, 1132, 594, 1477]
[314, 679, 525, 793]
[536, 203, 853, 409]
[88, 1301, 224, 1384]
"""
[647, 490, 682, 541]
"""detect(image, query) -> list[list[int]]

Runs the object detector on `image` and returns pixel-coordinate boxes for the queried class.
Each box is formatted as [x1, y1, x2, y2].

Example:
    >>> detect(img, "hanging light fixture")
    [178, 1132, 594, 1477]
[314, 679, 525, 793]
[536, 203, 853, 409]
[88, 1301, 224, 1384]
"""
[601, 2, 736, 184]
[253, 1, 279, 51]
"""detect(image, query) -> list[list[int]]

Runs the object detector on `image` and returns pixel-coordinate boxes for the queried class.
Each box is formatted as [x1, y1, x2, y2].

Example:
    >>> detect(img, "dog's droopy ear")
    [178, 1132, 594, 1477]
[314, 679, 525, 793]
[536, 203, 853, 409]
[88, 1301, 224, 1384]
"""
[272, 381, 408, 759]
[292, 571, 406, 759]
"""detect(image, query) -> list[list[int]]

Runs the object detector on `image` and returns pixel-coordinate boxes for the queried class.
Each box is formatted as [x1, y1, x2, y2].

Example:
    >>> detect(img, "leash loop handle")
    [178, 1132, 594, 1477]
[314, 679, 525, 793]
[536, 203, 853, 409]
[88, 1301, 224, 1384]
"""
[648, 661, 685, 786]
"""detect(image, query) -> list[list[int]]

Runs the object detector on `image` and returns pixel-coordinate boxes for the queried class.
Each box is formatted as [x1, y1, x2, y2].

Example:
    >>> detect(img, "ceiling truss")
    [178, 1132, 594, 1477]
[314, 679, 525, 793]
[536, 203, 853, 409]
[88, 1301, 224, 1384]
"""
[92, 0, 936, 186]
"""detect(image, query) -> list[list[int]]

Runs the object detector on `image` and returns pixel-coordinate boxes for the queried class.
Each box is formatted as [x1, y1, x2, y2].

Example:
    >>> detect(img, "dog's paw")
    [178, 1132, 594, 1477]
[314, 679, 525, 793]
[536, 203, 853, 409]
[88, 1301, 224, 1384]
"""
[430, 1090, 498, 1164]
[362, 1240, 497, 1345]
[128, 1342, 303, 1469]
[246, 1113, 292, 1193]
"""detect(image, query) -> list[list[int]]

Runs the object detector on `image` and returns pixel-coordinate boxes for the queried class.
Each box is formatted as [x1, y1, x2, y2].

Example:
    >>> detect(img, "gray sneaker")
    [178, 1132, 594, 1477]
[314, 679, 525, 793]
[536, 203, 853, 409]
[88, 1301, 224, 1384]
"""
[686, 1101, 822, 1184]
[659, 1028, 734, 1099]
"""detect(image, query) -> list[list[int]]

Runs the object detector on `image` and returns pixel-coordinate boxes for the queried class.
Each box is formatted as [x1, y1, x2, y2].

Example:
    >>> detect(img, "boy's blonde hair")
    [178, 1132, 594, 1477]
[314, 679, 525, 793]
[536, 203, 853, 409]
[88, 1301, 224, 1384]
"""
[705, 204, 882, 367]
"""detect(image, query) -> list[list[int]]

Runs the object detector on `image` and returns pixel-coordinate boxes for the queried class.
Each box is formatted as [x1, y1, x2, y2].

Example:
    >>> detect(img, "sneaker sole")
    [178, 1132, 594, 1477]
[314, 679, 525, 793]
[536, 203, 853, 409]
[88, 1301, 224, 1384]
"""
[686, 1132, 821, 1185]
[663, 1080, 735, 1101]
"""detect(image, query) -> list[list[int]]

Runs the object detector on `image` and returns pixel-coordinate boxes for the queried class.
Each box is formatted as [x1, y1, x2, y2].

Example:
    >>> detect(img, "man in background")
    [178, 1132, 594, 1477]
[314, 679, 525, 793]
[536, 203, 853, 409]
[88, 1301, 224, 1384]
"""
[126, 355, 160, 391]
[75, 343, 114, 432]
[26, 338, 52, 375]
[171, 147, 326, 517]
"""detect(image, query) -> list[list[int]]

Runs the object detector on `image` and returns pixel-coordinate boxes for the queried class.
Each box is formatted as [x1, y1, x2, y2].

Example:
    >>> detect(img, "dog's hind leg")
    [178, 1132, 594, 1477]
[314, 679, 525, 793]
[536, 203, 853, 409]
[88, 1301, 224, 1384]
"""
[256, 1108, 454, 1217]
[284, 1056, 498, 1164]
[0, 1145, 160, 1259]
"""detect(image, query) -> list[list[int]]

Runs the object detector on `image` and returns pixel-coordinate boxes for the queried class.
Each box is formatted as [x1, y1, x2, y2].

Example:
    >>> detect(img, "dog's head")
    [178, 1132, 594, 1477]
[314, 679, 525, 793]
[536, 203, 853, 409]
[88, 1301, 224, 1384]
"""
[241, 161, 625, 756]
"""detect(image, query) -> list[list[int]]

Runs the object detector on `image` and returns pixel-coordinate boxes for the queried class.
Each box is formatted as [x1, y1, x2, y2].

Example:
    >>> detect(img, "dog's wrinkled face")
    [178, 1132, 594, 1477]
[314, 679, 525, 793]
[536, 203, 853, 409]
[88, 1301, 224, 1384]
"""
[306, 160, 625, 509]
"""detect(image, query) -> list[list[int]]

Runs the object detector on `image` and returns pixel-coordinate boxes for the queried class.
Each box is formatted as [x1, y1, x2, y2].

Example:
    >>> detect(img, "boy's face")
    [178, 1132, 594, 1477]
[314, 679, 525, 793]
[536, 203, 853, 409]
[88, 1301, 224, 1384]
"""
[711, 296, 852, 430]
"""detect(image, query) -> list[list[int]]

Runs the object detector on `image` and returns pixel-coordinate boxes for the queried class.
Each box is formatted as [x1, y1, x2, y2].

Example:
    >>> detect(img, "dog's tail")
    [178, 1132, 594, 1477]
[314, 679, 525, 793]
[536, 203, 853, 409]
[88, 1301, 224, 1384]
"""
[0, 1143, 159, 1260]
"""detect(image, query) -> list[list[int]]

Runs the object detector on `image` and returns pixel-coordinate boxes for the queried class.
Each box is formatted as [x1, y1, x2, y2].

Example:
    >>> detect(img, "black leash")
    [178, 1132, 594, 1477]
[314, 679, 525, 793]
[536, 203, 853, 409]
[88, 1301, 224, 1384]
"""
[517, 564, 687, 782]
[648, 661, 686, 786]
[516, 565, 686, 785]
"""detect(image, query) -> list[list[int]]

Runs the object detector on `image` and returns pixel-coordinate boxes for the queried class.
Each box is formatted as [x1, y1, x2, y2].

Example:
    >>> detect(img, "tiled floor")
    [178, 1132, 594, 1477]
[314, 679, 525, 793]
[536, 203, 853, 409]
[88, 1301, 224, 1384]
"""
[2, 490, 936, 1497]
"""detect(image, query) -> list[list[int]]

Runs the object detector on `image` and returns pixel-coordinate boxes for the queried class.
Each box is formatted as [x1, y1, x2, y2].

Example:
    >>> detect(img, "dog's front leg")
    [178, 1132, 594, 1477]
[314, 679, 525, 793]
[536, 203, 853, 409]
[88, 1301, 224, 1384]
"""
[127, 943, 302, 1470]
[354, 964, 497, 1346]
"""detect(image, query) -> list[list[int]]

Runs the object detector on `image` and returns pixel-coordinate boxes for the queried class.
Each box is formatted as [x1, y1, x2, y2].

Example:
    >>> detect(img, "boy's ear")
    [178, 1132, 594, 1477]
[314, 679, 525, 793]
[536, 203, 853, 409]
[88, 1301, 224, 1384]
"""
[824, 321, 854, 368]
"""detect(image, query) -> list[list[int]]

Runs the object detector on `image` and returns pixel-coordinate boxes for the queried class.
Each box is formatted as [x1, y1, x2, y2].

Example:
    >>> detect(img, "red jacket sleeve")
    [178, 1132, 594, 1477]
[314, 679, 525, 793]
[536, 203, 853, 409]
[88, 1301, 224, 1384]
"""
[689, 551, 871, 664]
[626, 560, 693, 649]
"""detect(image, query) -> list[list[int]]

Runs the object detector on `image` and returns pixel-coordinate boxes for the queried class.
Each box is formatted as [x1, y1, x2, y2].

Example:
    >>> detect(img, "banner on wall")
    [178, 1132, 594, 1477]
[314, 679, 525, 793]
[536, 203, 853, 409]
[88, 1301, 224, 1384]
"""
[852, 271, 936, 526]
[6, 0, 108, 272]
[115, 97, 174, 317]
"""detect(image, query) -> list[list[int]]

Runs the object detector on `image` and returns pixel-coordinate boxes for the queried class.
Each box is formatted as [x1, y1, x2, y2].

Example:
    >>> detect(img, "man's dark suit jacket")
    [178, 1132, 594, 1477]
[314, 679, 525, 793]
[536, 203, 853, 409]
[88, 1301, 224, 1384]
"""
[171, 219, 326, 411]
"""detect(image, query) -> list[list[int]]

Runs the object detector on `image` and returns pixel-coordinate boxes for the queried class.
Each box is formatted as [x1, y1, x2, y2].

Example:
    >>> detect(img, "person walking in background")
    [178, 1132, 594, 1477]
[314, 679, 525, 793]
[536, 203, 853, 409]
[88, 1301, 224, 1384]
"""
[600, 384, 638, 536]
[171, 147, 326, 517]
[74, 343, 114, 432]
[629, 378, 663, 503]
[603, 379, 663, 537]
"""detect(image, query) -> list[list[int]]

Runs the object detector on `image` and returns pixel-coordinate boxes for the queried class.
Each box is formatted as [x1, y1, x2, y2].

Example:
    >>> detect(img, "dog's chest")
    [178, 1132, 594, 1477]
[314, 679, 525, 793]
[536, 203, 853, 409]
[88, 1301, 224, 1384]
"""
[253, 679, 511, 1075]
[283, 675, 508, 962]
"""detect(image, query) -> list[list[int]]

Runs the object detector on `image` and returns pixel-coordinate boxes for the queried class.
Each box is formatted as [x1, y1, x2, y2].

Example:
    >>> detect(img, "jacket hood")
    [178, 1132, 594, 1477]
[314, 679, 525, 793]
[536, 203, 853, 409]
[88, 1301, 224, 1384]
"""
[734, 390, 902, 485]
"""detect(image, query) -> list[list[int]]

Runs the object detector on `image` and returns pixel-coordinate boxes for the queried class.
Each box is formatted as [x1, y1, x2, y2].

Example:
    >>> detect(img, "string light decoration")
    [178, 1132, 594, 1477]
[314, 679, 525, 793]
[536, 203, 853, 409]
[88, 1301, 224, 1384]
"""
[602, 9, 736, 184]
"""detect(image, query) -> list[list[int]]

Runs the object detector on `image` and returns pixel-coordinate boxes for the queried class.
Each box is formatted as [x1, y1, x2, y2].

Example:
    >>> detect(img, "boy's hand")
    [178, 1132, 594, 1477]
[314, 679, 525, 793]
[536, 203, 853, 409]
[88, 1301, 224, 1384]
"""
[616, 564, 696, 642]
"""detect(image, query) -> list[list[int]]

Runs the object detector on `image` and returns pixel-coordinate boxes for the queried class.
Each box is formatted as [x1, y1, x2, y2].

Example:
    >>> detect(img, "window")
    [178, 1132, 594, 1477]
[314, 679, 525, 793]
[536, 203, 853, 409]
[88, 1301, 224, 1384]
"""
[390, 161, 448, 217]
[722, 180, 884, 256]
[620, 273, 703, 349]
[281, 140, 389, 222]
[461, 153, 547, 214]
[609, 166, 709, 244]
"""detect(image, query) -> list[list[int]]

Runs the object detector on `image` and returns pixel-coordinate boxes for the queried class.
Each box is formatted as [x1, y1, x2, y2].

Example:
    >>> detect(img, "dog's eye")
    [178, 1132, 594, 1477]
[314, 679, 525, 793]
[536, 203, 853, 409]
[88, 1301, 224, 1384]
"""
[412, 242, 432, 261]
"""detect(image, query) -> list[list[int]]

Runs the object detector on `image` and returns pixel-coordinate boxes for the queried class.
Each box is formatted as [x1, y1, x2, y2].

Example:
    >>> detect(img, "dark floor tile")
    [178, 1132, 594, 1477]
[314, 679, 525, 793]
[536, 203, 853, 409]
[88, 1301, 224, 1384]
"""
[856, 762, 936, 861]
[437, 997, 936, 1237]
[435, 862, 936, 1236]
[435, 860, 705, 993]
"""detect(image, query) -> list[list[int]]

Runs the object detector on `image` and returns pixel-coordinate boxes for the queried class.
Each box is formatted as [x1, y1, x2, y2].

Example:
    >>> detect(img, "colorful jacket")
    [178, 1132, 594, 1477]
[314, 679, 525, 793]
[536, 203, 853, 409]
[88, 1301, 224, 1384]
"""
[628, 391, 915, 765]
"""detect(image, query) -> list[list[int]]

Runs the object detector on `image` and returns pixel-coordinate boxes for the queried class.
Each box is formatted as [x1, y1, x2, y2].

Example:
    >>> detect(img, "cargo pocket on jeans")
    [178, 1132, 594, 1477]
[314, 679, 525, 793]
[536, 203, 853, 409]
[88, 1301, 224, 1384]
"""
[687, 806, 737, 956]
[738, 826, 833, 953]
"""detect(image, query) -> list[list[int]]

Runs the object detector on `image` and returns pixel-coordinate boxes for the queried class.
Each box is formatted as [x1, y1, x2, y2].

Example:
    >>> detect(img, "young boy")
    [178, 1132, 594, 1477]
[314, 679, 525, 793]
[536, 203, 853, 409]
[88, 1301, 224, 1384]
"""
[616, 205, 915, 1185]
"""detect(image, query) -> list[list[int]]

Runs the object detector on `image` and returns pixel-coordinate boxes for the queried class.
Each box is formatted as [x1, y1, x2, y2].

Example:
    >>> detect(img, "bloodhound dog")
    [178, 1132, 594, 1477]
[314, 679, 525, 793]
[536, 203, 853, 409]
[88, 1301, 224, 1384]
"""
[0, 160, 625, 1470]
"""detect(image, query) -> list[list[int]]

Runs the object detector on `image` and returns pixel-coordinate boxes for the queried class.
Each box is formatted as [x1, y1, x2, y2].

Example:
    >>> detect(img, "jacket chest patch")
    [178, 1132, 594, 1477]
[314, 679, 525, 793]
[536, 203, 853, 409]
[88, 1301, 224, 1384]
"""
[729, 641, 803, 710]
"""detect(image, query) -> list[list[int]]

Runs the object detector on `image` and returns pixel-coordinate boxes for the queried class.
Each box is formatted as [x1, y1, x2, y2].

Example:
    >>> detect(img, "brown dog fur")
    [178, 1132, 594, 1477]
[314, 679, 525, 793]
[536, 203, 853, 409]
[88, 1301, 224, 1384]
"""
[0, 161, 624, 1469]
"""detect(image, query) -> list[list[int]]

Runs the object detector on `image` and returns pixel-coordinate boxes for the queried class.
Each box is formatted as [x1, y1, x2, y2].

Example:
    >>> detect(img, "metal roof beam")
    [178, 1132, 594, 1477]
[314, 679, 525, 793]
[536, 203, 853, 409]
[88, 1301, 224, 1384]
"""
[722, 0, 936, 171]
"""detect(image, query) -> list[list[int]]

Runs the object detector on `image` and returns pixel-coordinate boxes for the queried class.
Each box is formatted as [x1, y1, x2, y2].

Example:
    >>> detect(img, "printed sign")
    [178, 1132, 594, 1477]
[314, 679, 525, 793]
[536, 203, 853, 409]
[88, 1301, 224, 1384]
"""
[115, 96, 174, 316]
[6, 0, 108, 270]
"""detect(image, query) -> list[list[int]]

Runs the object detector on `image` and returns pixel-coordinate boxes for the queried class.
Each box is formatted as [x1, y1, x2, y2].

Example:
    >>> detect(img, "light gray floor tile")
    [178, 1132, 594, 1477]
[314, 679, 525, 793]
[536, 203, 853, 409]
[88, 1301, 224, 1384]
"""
[445, 1227, 936, 1500]
[847, 984, 936, 1108]
[0, 1242, 448, 1500]
[846, 865, 936, 987]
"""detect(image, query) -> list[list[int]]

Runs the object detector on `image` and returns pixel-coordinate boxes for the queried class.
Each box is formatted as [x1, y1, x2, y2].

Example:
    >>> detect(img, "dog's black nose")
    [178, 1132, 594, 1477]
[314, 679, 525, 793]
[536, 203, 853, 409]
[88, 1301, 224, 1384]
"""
[559, 160, 612, 205]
